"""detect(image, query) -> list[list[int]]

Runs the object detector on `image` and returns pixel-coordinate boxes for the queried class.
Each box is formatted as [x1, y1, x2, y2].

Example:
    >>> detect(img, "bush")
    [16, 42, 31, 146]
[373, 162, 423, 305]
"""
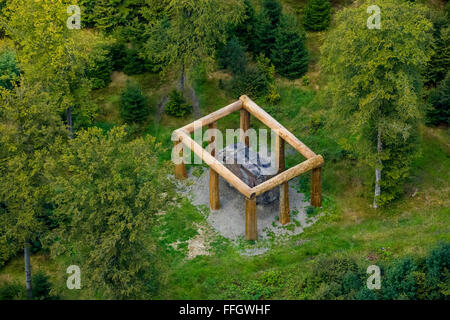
[427, 71, 450, 126]
[0, 50, 20, 90]
[0, 282, 24, 300]
[383, 257, 417, 300]
[303, 0, 331, 31]
[165, 90, 192, 118]
[313, 257, 359, 284]
[271, 15, 309, 80]
[229, 65, 269, 99]
[120, 81, 149, 123]
[32, 271, 56, 300]
[426, 243, 450, 299]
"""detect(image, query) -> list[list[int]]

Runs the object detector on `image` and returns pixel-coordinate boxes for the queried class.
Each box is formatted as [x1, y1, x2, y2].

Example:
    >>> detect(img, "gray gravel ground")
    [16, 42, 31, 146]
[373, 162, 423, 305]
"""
[181, 168, 319, 241]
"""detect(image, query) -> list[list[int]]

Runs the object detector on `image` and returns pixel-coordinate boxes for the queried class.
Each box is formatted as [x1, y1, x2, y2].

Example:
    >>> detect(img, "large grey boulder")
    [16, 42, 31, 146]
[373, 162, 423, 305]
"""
[216, 143, 279, 205]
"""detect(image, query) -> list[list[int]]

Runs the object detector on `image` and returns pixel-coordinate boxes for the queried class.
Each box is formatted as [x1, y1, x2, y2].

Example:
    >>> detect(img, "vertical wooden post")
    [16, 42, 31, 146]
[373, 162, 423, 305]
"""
[276, 135, 290, 225]
[174, 140, 187, 180]
[209, 122, 220, 210]
[311, 167, 322, 207]
[245, 197, 257, 240]
[240, 109, 250, 147]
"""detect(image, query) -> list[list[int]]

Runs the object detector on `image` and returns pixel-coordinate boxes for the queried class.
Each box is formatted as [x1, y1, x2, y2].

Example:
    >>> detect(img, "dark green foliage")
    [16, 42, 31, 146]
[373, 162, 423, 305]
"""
[313, 257, 359, 284]
[354, 287, 378, 300]
[262, 0, 282, 27]
[271, 16, 309, 80]
[255, 0, 283, 58]
[425, 14, 449, 87]
[0, 50, 20, 90]
[165, 90, 193, 118]
[427, 72, 450, 126]
[0, 281, 24, 300]
[217, 36, 247, 75]
[229, 65, 270, 99]
[303, 0, 331, 31]
[426, 243, 450, 299]
[120, 81, 149, 123]
[232, 0, 258, 54]
[123, 48, 152, 75]
[383, 257, 417, 299]
[32, 271, 57, 300]
[109, 42, 128, 71]
[342, 271, 363, 294]
[79, 0, 148, 33]
[378, 129, 419, 206]
[86, 47, 112, 90]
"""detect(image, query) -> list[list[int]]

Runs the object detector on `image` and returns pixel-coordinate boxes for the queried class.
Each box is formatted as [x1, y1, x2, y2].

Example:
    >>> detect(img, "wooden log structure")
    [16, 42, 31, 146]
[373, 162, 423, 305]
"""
[240, 95, 316, 159]
[311, 167, 322, 207]
[173, 96, 324, 241]
[240, 109, 250, 147]
[276, 136, 290, 225]
[174, 140, 187, 180]
[252, 155, 324, 197]
[180, 100, 242, 134]
[245, 197, 257, 240]
[209, 122, 220, 210]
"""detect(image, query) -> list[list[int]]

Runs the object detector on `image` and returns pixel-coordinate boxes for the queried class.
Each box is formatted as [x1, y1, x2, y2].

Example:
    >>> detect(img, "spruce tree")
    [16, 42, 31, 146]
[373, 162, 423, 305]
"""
[120, 81, 148, 123]
[303, 0, 331, 31]
[256, 0, 283, 58]
[271, 16, 308, 80]
[218, 36, 247, 75]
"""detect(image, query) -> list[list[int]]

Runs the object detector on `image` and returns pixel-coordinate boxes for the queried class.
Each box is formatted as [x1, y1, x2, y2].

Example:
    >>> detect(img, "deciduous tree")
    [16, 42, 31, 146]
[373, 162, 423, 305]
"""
[321, 0, 433, 207]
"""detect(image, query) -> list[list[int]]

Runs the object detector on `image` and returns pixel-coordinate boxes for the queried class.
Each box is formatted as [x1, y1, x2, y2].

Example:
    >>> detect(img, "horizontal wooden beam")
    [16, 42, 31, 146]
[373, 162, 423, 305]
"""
[252, 155, 324, 197]
[179, 100, 243, 134]
[176, 130, 255, 199]
[240, 95, 316, 159]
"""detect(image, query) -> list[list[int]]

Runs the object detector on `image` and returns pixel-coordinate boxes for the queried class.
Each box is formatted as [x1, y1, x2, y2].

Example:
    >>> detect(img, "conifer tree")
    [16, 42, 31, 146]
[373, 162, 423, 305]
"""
[303, 0, 331, 31]
[120, 81, 149, 123]
[271, 16, 308, 80]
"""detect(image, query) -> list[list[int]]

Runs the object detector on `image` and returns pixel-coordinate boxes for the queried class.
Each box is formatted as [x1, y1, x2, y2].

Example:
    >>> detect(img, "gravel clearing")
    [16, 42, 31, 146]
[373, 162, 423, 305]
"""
[181, 168, 319, 241]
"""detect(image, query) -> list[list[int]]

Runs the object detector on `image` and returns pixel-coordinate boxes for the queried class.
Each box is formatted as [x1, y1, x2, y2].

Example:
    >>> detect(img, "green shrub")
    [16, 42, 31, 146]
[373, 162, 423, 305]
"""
[165, 90, 193, 118]
[120, 81, 149, 123]
[354, 287, 378, 300]
[303, 0, 331, 31]
[383, 257, 417, 300]
[426, 242, 450, 299]
[230, 65, 269, 99]
[32, 271, 55, 300]
[302, 75, 310, 86]
[313, 257, 358, 284]
[0, 49, 20, 90]
[0, 281, 24, 300]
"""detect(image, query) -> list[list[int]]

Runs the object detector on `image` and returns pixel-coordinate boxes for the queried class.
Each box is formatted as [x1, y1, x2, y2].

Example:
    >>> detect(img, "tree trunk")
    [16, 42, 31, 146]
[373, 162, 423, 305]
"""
[66, 106, 73, 139]
[180, 62, 185, 96]
[373, 127, 382, 209]
[24, 243, 32, 299]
